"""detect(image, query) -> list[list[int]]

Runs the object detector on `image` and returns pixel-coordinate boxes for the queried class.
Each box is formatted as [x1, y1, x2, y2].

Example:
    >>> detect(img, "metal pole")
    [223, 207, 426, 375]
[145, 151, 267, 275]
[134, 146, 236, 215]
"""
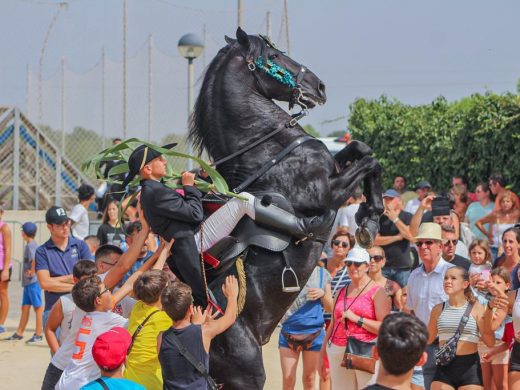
[60, 57, 66, 156]
[187, 58, 194, 170]
[122, 0, 128, 138]
[101, 46, 106, 150]
[266, 11, 271, 39]
[147, 34, 153, 142]
[12, 108, 20, 210]
[237, 0, 243, 28]
[284, 0, 290, 55]
[39, 4, 65, 125]
[35, 129, 40, 209]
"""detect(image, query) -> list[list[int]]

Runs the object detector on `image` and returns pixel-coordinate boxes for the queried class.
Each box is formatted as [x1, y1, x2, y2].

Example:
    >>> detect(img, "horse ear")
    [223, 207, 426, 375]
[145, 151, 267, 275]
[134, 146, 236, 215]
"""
[224, 35, 236, 46]
[236, 27, 250, 49]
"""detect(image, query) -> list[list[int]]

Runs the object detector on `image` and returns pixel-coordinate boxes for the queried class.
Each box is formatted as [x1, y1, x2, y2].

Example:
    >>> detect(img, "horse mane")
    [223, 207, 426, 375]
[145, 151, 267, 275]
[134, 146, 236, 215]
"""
[189, 36, 269, 158]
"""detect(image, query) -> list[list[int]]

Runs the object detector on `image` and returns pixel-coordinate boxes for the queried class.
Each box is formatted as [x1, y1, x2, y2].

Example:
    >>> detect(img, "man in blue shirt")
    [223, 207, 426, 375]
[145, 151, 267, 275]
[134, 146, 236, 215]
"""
[35, 206, 92, 327]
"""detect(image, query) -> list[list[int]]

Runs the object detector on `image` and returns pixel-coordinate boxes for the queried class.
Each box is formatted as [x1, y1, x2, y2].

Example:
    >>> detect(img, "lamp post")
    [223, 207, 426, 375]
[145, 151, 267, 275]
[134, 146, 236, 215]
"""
[177, 33, 204, 170]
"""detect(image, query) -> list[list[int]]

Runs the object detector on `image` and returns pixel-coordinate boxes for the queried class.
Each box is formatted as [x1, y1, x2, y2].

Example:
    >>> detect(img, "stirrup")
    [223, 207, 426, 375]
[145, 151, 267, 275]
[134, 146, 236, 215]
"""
[281, 266, 301, 293]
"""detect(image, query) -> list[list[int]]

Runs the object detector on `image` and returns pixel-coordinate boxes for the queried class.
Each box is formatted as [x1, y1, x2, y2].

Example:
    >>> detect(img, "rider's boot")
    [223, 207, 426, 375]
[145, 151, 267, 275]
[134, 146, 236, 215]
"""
[253, 198, 336, 240]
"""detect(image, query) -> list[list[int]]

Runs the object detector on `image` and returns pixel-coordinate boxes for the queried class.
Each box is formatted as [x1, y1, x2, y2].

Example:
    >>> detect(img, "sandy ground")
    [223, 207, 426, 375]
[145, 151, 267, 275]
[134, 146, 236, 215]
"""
[0, 273, 311, 390]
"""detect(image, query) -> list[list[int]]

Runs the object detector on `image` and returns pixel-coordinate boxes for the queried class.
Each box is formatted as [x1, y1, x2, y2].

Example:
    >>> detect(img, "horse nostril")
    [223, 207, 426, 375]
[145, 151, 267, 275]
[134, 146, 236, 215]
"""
[318, 81, 326, 99]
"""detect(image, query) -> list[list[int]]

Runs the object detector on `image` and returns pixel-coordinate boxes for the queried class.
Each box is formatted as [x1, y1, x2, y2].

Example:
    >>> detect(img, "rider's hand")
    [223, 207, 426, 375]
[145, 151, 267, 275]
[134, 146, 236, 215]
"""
[181, 172, 196, 187]
[222, 275, 239, 300]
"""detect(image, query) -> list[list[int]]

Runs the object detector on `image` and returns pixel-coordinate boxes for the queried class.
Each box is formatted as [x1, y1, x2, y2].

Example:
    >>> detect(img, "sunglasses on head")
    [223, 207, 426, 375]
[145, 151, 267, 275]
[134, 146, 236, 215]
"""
[332, 239, 349, 248]
[370, 255, 384, 262]
[345, 261, 364, 268]
[443, 239, 458, 246]
[416, 240, 436, 248]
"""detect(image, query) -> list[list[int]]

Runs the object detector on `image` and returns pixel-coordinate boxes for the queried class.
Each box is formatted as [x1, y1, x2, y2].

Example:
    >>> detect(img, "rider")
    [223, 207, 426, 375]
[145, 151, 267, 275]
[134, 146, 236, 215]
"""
[123, 144, 335, 306]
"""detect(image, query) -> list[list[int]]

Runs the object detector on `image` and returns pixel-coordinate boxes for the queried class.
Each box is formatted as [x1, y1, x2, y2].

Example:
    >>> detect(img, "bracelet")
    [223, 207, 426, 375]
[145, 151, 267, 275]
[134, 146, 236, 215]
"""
[392, 217, 399, 224]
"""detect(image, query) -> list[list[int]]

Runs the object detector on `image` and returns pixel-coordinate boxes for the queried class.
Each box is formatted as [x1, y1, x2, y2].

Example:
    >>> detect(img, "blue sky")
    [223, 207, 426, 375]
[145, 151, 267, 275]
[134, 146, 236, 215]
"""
[1, 0, 519, 137]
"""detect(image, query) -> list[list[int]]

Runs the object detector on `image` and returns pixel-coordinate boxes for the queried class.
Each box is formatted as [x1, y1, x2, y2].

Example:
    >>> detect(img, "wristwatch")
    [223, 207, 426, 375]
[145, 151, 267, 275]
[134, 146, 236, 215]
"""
[357, 317, 364, 327]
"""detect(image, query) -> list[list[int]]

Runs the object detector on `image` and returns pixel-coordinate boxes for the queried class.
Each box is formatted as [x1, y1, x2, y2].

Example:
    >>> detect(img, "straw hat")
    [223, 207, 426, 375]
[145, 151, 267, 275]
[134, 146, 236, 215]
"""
[415, 222, 442, 241]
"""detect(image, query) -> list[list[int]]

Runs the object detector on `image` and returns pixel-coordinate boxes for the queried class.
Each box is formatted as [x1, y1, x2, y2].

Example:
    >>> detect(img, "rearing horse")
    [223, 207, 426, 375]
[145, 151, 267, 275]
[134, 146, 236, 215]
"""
[189, 27, 383, 389]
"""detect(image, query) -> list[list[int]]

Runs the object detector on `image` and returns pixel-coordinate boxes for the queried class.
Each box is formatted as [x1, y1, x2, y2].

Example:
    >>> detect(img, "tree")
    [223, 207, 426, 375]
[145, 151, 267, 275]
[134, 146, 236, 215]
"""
[302, 124, 320, 137]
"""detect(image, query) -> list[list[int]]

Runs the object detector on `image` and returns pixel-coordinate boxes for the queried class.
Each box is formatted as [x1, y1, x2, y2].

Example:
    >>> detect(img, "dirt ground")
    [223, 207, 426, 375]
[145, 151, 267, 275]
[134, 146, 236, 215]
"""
[0, 276, 311, 389]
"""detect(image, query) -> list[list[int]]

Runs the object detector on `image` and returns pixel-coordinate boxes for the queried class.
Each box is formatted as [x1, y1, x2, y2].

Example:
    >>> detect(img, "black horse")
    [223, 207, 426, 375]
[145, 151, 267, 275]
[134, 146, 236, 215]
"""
[189, 27, 383, 389]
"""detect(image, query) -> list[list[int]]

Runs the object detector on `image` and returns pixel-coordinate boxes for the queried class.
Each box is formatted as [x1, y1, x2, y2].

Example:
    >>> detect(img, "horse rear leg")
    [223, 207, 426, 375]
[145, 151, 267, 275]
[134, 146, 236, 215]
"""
[210, 319, 266, 390]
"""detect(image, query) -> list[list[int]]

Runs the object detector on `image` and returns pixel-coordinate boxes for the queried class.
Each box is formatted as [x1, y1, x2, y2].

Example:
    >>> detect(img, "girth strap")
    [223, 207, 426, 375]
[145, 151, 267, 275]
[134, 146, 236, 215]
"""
[233, 135, 316, 193]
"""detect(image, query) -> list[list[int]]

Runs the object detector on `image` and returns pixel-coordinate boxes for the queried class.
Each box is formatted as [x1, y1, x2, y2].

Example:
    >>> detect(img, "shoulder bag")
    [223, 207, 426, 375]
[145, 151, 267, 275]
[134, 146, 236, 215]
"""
[340, 281, 378, 374]
[434, 302, 474, 366]
[282, 267, 325, 352]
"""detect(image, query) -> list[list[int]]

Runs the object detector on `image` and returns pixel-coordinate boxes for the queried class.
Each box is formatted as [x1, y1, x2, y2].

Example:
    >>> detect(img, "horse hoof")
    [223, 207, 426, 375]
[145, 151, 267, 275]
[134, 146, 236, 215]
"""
[355, 219, 379, 249]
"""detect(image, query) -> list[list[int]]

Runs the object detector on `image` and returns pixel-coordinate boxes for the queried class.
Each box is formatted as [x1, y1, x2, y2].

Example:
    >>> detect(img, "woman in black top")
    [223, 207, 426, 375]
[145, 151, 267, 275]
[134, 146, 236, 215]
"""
[96, 200, 125, 246]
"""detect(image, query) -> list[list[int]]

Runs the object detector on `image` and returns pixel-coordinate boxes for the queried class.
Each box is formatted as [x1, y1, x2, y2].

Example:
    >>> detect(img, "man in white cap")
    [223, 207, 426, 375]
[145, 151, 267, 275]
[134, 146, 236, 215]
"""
[406, 222, 454, 390]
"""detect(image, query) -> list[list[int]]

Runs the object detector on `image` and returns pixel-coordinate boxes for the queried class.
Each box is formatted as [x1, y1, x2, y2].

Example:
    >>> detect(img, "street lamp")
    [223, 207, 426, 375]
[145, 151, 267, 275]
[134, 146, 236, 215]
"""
[178, 33, 204, 170]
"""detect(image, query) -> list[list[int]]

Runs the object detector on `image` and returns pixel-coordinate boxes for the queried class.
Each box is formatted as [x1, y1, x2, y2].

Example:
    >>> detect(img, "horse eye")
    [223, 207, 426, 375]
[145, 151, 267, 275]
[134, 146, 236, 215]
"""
[269, 54, 279, 60]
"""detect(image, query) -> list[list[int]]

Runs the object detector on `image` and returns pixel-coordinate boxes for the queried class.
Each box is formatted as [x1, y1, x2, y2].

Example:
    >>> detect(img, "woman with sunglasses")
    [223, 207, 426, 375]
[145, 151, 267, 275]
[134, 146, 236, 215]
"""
[428, 266, 495, 390]
[368, 246, 402, 311]
[320, 228, 354, 389]
[320, 246, 391, 389]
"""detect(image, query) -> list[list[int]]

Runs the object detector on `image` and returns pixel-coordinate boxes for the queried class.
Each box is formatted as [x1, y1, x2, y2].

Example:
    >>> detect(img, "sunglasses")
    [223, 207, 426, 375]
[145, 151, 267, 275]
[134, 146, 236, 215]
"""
[370, 255, 384, 262]
[332, 240, 349, 248]
[345, 261, 364, 268]
[443, 239, 458, 246]
[416, 240, 436, 248]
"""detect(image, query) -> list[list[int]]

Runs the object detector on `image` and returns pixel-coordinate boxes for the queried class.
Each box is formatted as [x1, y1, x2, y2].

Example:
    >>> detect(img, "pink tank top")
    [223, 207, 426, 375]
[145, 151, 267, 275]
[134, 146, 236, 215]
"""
[330, 283, 381, 347]
[0, 221, 5, 270]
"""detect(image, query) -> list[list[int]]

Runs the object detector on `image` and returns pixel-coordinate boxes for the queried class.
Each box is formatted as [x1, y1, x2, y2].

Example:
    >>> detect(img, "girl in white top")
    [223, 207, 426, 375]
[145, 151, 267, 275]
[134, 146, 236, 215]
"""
[428, 266, 494, 390]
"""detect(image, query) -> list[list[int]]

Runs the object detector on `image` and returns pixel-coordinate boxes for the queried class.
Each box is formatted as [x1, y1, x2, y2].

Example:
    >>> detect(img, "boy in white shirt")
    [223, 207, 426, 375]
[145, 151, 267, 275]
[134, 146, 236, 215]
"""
[55, 240, 171, 390]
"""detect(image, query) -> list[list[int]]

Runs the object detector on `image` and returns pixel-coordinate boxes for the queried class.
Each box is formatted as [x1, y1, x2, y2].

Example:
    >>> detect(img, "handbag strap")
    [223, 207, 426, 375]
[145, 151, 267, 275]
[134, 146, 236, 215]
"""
[128, 310, 160, 354]
[95, 378, 110, 390]
[329, 280, 372, 345]
[454, 302, 474, 338]
[168, 330, 219, 390]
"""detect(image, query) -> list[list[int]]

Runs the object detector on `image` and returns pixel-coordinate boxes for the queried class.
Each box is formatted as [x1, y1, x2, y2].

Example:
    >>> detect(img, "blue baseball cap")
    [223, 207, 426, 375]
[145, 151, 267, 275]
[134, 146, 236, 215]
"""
[382, 189, 400, 198]
[22, 222, 37, 236]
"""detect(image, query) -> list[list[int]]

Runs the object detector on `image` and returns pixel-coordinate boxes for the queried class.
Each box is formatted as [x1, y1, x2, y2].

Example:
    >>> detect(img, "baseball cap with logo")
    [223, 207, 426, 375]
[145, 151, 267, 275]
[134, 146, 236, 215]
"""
[121, 143, 177, 188]
[21, 222, 37, 236]
[45, 206, 69, 225]
[92, 327, 132, 371]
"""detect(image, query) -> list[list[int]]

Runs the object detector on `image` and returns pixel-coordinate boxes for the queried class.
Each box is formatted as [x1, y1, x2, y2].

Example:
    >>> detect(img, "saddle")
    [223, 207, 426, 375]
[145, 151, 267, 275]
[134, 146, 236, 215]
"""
[202, 192, 292, 267]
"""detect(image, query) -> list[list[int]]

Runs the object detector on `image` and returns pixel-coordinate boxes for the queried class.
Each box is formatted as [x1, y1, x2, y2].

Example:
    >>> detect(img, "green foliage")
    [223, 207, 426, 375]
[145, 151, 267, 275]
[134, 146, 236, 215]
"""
[302, 124, 320, 137]
[327, 130, 346, 138]
[349, 93, 520, 192]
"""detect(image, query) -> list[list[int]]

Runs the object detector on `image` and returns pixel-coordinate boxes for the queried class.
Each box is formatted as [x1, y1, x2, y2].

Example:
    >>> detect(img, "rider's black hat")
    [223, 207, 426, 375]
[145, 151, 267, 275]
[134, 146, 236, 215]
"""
[122, 143, 177, 188]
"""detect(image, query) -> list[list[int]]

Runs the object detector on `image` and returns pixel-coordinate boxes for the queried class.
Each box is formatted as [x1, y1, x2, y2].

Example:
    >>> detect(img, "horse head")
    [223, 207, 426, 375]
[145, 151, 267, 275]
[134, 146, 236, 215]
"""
[225, 27, 326, 111]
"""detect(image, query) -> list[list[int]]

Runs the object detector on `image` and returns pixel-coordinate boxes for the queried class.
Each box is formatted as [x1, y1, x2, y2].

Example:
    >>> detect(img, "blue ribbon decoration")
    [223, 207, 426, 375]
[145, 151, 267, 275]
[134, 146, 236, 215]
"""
[255, 56, 296, 88]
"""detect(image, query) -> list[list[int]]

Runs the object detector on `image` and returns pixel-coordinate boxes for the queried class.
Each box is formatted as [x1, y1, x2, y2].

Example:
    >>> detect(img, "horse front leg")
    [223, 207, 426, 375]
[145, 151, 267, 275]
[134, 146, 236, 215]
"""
[329, 155, 384, 248]
[210, 318, 265, 390]
[333, 140, 373, 167]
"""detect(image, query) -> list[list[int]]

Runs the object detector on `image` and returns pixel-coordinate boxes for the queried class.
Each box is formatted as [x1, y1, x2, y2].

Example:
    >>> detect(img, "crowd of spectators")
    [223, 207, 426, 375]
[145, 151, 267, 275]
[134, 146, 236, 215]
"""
[0, 169, 519, 390]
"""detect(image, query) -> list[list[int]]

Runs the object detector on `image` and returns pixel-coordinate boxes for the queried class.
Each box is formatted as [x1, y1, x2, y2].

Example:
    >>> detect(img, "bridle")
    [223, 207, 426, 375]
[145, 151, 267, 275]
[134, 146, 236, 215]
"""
[208, 39, 326, 192]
